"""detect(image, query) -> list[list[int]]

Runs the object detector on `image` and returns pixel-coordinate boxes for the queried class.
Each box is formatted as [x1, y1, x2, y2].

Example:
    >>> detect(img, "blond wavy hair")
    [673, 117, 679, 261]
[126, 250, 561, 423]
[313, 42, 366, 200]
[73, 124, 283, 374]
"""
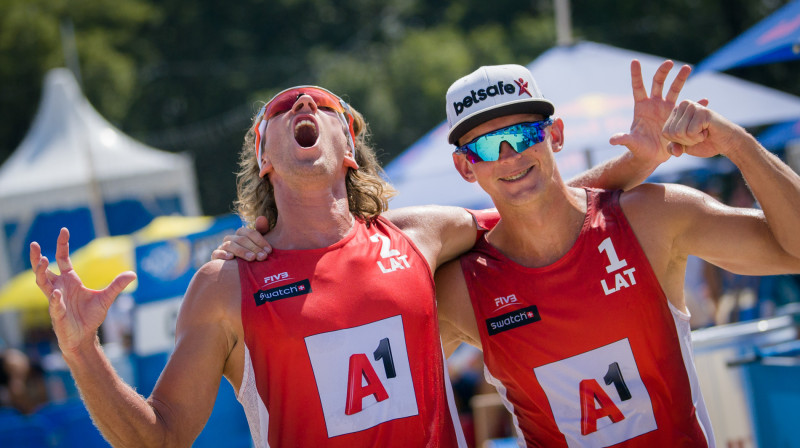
[235, 101, 396, 229]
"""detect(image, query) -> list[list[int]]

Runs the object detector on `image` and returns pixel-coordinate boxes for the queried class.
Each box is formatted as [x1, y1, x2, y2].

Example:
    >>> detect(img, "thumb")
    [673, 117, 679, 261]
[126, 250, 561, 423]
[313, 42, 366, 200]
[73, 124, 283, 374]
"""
[102, 271, 137, 306]
[254, 215, 270, 234]
[667, 142, 685, 157]
[609, 132, 631, 147]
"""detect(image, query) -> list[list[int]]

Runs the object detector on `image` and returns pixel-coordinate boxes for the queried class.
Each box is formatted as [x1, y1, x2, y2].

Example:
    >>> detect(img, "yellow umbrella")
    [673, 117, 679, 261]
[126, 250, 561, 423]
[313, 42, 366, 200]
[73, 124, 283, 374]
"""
[0, 270, 43, 313]
[135, 215, 213, 243]
[0, 235, 135, 314]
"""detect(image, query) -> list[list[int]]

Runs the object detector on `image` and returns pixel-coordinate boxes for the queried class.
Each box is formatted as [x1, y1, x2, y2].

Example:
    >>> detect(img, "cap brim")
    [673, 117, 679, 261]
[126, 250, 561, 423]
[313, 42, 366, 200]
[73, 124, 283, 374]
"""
[447, 99, 555, 145]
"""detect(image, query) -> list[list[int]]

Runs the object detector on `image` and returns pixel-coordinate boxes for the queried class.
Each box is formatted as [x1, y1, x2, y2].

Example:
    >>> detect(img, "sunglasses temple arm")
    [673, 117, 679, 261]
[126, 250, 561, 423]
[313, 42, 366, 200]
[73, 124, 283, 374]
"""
[338, 102, 356, 154]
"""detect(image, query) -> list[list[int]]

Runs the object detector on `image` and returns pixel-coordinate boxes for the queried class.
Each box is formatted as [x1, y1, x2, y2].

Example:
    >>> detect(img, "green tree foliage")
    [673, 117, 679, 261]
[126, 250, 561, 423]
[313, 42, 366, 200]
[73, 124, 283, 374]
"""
[0, 0, 796, 215]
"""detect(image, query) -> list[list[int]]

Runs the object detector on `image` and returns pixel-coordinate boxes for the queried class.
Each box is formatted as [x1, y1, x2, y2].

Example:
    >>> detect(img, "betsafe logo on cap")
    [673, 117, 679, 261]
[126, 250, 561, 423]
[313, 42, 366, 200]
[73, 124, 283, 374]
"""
[446, 64, 554, 145]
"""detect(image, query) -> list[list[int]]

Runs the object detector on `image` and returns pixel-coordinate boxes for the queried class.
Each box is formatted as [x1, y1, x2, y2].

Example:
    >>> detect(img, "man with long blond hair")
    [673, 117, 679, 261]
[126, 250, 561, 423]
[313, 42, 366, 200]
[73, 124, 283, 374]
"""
[32, 65, 681, 446]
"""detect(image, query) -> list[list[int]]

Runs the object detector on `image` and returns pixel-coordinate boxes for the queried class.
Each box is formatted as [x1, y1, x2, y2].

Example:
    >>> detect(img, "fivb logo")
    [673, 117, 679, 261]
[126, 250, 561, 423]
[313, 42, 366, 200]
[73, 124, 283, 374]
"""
[263, 271, 290, 286]
[452, 78, 533, 116]
[494, 293, 519, 311]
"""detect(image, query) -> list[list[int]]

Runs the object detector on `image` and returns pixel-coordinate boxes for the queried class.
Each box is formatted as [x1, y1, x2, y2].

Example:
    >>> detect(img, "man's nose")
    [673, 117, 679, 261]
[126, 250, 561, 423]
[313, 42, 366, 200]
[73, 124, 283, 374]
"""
[497, 141, 521, 161]
[292, 94, 318, 113]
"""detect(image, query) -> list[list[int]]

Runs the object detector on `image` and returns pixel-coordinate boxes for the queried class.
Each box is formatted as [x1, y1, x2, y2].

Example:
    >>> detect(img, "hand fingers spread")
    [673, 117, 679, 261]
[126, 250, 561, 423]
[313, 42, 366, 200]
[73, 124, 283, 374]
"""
[630, 60, 647, 102]
[29, 241, 42, 269]
[33, 256, 54, 296]
[650, 60, 674, 99]
[55, 228, 74, 274]
[665, 65, 691, 104]
[48, 289, 67, 320]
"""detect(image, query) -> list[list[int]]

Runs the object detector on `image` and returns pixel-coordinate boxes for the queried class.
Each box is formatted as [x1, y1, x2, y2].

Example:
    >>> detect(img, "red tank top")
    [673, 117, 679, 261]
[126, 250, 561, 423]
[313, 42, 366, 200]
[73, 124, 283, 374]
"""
[460, 189, 711, 447]
[238, 216, 465, 447]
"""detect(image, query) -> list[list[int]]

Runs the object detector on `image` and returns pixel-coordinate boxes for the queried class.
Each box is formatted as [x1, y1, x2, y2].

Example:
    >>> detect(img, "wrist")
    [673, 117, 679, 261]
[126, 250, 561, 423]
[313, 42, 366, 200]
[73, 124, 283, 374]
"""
[623, 149, 661, 176]
[719, 127, 759, 163]
[60, 335, 104, 367]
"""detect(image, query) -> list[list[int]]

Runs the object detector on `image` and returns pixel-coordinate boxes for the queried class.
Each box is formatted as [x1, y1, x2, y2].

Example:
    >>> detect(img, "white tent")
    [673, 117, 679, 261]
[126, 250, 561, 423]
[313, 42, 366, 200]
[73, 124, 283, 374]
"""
[0, 68, 200, 284]
[385, 41, 800, 209]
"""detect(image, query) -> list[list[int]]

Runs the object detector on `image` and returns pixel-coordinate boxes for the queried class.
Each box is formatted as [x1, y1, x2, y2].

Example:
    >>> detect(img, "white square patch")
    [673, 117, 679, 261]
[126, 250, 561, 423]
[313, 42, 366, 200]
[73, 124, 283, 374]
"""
[534, 338, 657, 447]
[305, 315, 418, 438]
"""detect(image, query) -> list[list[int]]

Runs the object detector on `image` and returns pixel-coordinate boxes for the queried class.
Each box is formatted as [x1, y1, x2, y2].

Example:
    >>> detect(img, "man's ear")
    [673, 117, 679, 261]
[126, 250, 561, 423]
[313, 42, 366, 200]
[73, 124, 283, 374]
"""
[549, 117, 565, 153]
[452, 153, 477, 183]
[343, 150, 359, 170]
[258, 155, 273, 178]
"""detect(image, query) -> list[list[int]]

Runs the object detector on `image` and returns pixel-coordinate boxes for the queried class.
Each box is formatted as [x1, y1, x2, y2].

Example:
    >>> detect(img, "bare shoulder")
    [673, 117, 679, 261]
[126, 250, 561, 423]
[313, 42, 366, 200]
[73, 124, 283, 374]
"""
[178, 259, 242, 325]
[619, 182, 714, 223]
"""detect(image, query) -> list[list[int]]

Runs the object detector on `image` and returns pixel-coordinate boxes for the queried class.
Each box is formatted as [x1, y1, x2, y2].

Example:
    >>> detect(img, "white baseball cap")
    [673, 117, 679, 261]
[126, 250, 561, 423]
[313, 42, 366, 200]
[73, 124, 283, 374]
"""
[446, 64, 554, 145]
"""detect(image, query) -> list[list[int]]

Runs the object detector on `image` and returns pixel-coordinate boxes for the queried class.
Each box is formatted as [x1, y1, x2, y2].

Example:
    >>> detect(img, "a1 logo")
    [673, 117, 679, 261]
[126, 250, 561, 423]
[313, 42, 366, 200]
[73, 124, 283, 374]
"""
[534, 339, 657, 446]
[304, 315, 419, 437]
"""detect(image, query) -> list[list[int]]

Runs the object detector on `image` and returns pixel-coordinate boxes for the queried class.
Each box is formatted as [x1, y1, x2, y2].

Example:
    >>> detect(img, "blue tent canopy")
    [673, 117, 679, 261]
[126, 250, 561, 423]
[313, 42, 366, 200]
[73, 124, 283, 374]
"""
[758, 119, 800, 150]
[695, 1, 800, 73]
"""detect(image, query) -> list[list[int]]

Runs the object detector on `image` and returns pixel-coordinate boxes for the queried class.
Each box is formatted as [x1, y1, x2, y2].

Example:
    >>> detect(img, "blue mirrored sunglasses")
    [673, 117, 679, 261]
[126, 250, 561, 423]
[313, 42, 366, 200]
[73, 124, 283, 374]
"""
[454, 119, 553, 163]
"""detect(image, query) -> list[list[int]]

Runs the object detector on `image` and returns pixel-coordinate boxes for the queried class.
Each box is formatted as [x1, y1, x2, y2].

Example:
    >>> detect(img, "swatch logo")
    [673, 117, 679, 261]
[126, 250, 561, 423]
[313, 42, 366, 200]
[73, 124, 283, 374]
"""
[486, 305, 541, 335]
[254, 279, 311, 306]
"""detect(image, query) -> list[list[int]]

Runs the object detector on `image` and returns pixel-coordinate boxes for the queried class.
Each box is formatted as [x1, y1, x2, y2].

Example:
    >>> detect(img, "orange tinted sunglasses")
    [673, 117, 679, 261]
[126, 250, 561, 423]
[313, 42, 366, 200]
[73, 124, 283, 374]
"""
[253, 86, 356, 170]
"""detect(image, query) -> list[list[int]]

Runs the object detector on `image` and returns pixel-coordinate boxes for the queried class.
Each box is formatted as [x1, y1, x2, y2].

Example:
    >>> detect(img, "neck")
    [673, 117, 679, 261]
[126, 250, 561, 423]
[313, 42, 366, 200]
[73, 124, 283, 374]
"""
[267, 178, 356, 250]
[487, 185, 587, 268]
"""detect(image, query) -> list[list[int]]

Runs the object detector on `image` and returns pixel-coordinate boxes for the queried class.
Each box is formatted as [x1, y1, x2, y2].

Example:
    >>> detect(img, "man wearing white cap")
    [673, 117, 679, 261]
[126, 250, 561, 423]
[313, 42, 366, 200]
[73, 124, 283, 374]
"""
[434, 61, 800, 447]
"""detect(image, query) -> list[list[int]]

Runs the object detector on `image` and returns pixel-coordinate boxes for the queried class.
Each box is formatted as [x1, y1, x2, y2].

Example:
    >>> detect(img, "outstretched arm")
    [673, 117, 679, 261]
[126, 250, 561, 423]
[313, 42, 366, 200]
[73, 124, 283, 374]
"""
[31, 229, 238, 447]
[568, 59, 698, 191]
[662, 101, 800, 273]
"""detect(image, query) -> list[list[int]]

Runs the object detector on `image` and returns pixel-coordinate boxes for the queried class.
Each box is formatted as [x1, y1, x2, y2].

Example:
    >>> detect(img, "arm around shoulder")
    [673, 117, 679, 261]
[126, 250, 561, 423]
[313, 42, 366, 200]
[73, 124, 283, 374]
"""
[385, 205, 479, 270]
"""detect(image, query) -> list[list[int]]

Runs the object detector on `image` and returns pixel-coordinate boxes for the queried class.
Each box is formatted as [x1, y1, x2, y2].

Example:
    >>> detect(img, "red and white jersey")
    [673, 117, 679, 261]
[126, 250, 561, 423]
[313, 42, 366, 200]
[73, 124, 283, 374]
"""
[237, 216, 465, 448]
[460, 189, 714, 447]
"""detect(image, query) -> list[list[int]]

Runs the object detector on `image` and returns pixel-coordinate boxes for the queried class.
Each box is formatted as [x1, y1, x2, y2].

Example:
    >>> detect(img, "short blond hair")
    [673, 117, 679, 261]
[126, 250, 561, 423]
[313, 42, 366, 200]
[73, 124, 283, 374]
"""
[234, 103, 396, 229]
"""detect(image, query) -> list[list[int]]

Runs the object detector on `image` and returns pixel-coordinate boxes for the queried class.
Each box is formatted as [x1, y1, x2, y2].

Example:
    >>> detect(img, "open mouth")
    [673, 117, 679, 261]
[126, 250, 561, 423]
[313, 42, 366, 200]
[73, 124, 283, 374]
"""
[294, 119, 319, 148]
[500, 166, 531, 182]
